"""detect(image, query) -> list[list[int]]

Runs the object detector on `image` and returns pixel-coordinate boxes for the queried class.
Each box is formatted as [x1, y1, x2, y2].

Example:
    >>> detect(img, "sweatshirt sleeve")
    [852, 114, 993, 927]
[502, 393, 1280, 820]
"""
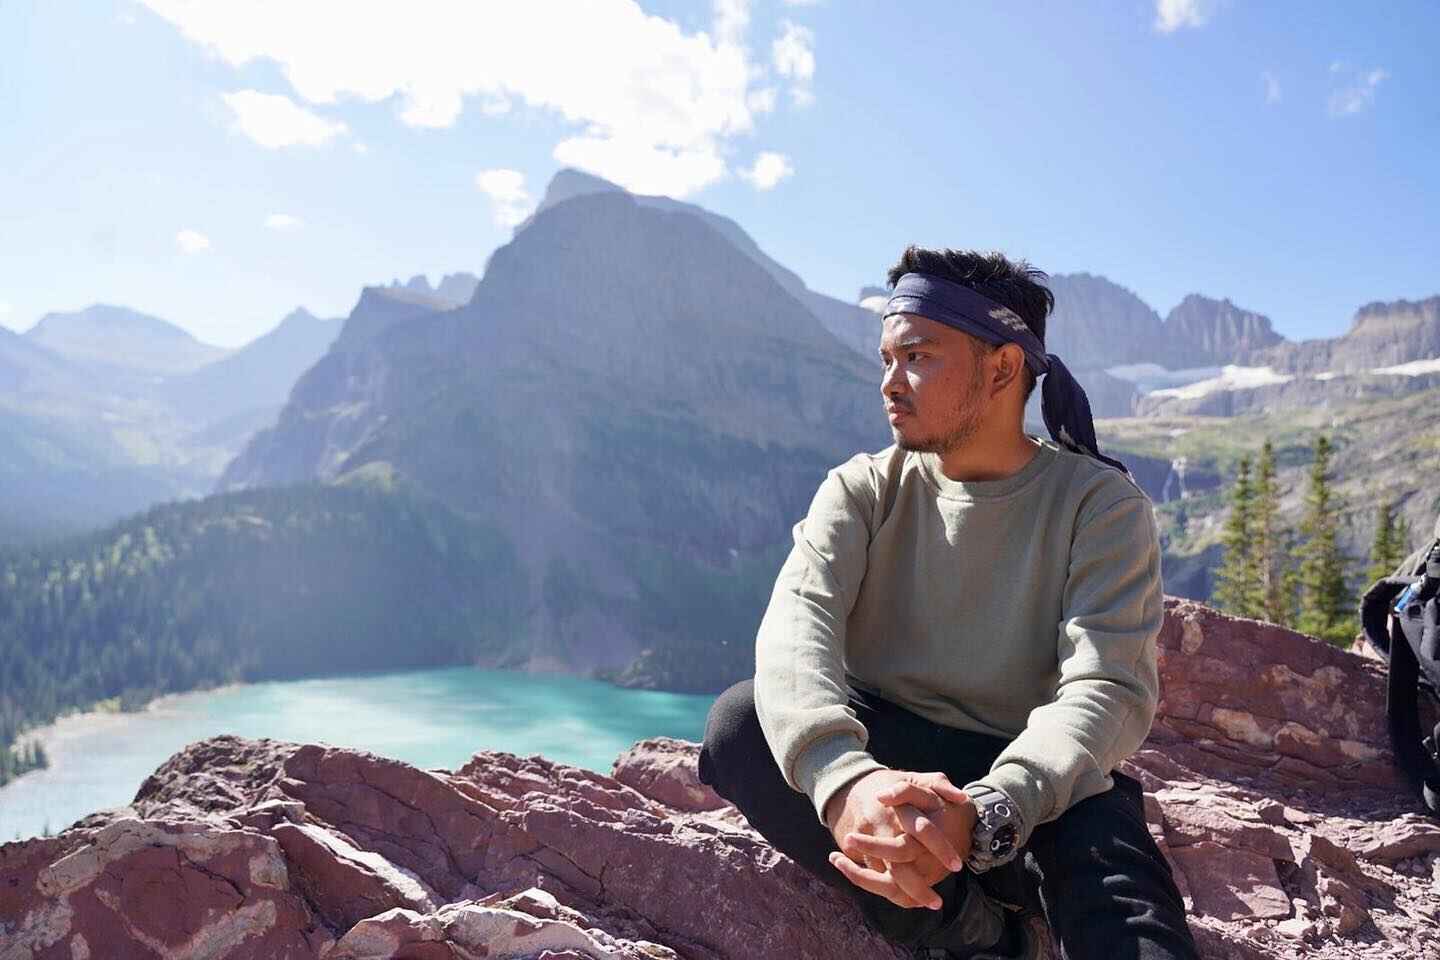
[753, 461, 888, 825]
[964, 493, 1163, 845]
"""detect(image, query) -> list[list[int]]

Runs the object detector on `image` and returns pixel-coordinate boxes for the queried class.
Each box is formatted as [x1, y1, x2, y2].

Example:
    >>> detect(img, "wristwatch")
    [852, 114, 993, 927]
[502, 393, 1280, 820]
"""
[963, 783, 1024, 872]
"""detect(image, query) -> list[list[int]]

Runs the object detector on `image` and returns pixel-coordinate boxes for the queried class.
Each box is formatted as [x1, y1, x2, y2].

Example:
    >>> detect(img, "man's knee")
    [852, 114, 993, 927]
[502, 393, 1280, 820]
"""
[698, 678, 759, 791]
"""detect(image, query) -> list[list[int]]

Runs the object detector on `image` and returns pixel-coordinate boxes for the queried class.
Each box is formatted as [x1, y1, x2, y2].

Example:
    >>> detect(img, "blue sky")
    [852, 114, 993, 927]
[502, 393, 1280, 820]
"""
[1, 1, 1434, 349]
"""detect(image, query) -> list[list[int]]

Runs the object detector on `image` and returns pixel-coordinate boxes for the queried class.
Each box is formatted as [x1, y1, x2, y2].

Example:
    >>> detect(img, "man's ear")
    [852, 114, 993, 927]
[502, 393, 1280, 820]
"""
[995, 343, 1025, 389]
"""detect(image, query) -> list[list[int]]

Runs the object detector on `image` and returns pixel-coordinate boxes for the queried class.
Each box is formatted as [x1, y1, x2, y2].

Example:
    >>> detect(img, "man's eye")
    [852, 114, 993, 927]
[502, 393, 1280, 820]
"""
[907, 351, 923, 362]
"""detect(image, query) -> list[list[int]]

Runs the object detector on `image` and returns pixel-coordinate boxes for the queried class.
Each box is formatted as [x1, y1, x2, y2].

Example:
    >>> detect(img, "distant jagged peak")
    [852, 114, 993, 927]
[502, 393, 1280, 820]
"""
[362, 284, 452, 312]
[383, 272, 480, 308]
[1346, 293, 1440, 337]
[1162, 293, 1286, 354]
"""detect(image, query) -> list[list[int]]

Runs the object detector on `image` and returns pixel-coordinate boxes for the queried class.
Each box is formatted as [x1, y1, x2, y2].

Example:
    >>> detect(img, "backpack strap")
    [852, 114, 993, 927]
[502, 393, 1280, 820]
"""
[1360, 576, 1413, 657]
[1386, 608, 1440, 814]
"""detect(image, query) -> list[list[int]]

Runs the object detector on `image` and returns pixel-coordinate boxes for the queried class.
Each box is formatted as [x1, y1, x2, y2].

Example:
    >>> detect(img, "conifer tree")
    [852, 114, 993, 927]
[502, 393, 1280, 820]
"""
[1252, 439, 1292, 626]
[1394, 512, 1413, 567]
[1214, 455, 1262, 617]
[1296, 434, 1352, 645]
[1367, 499, 1398, 584]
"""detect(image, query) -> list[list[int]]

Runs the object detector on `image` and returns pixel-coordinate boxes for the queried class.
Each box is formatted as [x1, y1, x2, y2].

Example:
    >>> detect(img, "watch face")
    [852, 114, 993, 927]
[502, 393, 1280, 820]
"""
[991, 823, 1017, 855]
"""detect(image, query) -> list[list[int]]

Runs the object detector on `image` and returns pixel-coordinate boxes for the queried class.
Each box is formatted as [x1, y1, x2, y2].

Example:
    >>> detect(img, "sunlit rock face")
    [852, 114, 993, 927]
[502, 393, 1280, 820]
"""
[3, 598, 1439, 959]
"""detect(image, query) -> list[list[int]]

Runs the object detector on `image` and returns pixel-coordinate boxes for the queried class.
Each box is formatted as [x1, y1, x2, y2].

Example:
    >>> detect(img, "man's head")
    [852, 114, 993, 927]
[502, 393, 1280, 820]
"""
[879, 247, 1053, 455]
[885, 247, 1052, 404]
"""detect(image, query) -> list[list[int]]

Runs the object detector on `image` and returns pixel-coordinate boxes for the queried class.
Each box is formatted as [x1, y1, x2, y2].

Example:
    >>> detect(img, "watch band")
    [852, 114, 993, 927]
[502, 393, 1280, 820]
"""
[964, 783, 1024, 872]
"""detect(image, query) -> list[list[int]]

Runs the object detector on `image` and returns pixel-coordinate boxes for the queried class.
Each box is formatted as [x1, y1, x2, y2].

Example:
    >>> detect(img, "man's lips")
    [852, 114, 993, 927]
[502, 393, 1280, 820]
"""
[885, 405, 912, 422]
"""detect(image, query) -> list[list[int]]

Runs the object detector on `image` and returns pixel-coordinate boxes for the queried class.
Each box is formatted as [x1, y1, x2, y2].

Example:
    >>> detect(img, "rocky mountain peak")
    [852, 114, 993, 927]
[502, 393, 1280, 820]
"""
[1162, 294, 1285, 366]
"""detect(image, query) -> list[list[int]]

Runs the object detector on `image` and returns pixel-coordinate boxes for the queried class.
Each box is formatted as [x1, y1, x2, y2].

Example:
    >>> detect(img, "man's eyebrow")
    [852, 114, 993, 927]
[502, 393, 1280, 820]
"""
[878, 335, 938, 354]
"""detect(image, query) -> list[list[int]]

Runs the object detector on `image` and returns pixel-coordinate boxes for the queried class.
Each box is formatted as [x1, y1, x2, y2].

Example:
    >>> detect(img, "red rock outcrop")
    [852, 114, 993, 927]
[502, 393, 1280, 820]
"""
[2, 598, 1438, 959]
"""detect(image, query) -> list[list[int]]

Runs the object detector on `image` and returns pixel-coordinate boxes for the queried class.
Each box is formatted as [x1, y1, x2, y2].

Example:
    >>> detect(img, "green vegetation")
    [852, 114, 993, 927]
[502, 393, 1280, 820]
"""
[1212, 454, 1260, 617]
[0, 482, 527, 786]
[0, 735, 49, 786]
[1209, 432, 1359, 646]
[1367, 499, 1412, 583]
[1294, 435, 1353, 644]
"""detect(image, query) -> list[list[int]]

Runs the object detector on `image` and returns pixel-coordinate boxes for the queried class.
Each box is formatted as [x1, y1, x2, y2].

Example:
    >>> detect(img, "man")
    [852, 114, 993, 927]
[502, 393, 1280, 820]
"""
[697, 247, 1198, 959]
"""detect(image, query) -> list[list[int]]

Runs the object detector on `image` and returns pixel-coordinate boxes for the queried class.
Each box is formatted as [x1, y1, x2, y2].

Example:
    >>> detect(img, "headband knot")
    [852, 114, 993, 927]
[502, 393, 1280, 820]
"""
[884, 271, 1129, 477]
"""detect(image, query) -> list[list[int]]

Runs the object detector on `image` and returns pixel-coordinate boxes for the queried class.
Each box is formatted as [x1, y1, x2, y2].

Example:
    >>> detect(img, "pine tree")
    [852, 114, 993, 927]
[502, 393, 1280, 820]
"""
[1214, 455, 1264, 617]
[1296, 434, 1352, 646]
[1252, 439, 1291, 626]
[1394, 513, 1414, 568]
[1367, 500, 1398, 584]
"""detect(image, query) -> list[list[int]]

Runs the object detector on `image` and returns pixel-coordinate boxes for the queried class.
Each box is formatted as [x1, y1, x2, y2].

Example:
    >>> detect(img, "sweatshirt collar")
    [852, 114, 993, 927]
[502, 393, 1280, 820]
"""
[915, 434, 1058, 501]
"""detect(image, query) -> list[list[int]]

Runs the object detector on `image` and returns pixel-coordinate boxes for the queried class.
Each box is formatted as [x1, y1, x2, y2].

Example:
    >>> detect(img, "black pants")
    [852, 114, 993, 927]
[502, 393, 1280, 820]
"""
[697, 678, 1199, 959]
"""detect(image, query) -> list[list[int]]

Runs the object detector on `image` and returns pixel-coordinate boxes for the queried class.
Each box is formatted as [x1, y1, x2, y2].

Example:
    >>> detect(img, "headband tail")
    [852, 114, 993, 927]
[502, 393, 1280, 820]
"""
[1040, 353, 1130, 477]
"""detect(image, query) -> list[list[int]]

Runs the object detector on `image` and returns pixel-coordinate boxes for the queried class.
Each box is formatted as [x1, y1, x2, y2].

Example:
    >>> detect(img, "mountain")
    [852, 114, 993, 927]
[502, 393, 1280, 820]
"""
[0, 480, 526, 783]
[23, 304, 231, 376]
[387, 271, 480, 306]
[218, 289, 455, 489]
[0, 324, 83, 395]
[525, 168, 881, 360]
[1161, 295, 1285, 364]
[1100, 381, 1440, 600]
[220, 183, 888, 688]
[158, 307, 342, 429]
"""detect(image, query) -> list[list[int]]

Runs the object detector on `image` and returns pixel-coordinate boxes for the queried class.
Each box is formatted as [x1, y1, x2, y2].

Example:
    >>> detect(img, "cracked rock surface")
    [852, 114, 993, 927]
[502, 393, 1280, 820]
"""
[2, 598, 1438, 958]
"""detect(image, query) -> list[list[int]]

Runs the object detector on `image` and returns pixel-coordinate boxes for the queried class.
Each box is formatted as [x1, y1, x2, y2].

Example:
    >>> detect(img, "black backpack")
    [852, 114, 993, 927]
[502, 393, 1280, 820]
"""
[1359, 514, 1440, 815]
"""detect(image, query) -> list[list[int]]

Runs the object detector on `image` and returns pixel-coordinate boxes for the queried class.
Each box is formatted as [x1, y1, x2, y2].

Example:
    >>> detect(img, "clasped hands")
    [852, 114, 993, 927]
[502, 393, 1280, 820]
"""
[823, 769, 977, 911]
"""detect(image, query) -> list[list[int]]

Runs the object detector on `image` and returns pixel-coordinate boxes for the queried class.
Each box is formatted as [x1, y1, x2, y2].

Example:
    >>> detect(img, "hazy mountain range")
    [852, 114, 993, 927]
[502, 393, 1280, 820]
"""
[0, 274, 477, 543]
[2, 167, 1436, 695]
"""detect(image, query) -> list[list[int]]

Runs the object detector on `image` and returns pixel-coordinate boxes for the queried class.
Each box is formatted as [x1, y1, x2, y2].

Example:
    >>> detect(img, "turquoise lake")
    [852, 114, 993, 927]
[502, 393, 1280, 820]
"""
[0, 665, 718, 843]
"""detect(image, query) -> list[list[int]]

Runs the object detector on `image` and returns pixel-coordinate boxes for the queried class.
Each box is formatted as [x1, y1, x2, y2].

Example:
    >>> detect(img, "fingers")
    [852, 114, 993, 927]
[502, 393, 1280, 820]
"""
[873, 780, 945, 812]
[876, 771, 970, 808]
[827, 851, 943, 911]
[890, 803, 966, 873]
[842, 830, 923, 862]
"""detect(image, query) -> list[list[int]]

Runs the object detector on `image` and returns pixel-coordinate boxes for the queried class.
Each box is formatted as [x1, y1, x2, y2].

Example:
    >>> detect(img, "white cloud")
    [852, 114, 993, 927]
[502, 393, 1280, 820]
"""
[141, 0, 806, 199]
[773, 20, 815, 107]
[738, 151, 794, 190]
[0, 301, 11, 316]
[1328, 65, 1388, 117]
[220, 89, 348, 148]
[352, 142, 370, 155]
[265, 213, 303, 231]
[475, 168, 535, 227]
[481, 94, 513, 117]
[747, 86, 778, 114]
[175, 229, 211, 254]
[1154, 0, 1215, 33]
[713, 0, 750, 46]
[1262, 70, 1282, 104]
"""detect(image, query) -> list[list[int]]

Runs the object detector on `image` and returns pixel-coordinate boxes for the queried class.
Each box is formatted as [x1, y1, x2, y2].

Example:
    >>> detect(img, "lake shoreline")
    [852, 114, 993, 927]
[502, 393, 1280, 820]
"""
[6, 681, 255, 786]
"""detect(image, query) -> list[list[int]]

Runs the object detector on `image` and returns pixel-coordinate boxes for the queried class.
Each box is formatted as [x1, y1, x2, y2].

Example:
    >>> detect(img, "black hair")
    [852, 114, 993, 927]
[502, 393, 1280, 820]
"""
[885, 246, 1052, 403]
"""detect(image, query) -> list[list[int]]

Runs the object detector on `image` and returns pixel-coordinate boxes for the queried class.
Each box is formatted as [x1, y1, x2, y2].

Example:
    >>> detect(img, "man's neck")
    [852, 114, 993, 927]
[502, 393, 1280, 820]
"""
[935, 431, 1040, 482]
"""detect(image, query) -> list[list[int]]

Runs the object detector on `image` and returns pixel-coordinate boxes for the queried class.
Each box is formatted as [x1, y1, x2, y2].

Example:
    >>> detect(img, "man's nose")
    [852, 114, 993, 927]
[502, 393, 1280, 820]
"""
[881, 360, 907, 396]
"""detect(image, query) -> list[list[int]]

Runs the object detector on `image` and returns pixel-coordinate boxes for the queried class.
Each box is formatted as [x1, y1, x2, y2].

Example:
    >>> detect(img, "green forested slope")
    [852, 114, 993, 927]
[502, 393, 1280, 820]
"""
[0, 481, 525, 784]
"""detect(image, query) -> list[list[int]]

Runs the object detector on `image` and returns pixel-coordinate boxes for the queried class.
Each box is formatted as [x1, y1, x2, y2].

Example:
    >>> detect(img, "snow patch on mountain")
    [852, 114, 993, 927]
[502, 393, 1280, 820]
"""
[1371, 357, 1440, 377]
[1146, 365, 1294, 400]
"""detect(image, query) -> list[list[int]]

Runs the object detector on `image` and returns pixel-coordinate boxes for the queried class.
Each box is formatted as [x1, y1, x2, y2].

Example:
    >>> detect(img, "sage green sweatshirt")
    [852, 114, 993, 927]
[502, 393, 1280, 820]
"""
[752, 435, 1163, 847]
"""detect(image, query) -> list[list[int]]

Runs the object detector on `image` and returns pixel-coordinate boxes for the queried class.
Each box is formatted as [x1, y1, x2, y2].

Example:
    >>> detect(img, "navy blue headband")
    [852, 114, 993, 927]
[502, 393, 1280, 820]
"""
[884, 271, 1129, 477]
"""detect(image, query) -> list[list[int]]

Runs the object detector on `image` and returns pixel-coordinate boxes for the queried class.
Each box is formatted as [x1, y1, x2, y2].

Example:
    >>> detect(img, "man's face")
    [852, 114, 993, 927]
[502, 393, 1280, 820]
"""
[878, 312, 991, 454]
